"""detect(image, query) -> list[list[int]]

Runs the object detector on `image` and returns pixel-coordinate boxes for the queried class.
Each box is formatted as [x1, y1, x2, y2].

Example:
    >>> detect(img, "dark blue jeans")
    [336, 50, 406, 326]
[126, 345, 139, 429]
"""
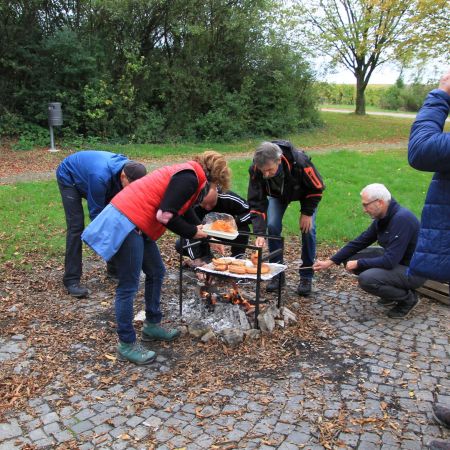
[267, 197, 316, 279]
[58, 181, 84, 287]
[111, 230, 165, 343]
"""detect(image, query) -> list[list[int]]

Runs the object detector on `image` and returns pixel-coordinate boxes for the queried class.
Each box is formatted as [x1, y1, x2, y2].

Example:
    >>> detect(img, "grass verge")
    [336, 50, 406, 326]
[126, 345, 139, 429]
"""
[0, 148, 432, 263]
[76, 112, 415, 159]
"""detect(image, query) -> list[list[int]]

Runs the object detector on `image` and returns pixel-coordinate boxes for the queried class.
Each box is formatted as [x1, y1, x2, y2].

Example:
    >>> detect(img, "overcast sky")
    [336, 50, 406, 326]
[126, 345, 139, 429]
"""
[315, 59, 444, 85]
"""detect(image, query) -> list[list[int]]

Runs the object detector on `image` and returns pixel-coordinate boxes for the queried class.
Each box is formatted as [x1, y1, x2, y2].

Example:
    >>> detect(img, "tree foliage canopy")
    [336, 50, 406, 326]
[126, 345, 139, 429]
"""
[292, 0, 450, 114]
[0, 0, 320, 143]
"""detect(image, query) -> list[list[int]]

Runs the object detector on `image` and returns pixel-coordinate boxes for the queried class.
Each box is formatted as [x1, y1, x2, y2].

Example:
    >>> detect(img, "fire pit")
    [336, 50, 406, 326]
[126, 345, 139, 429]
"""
[178, 231, 286, 328]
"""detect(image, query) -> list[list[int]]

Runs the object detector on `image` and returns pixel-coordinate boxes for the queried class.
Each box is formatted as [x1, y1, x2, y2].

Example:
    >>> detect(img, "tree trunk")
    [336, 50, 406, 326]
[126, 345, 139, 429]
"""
[355, 73, 366, 115]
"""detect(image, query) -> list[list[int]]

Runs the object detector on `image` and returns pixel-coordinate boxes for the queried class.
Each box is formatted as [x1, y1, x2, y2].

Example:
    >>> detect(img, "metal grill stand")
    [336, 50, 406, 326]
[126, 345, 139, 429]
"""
[179, 231, 285, 329]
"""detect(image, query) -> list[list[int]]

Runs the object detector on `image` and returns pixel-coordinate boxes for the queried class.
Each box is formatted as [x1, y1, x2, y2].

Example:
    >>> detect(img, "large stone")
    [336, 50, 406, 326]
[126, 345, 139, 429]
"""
[201, 330, 216, 343]
[257, 306, 279, 333]
[188, 321, 211, 338]
[280, 306, 297, 325]
[220, 328, 244, 347]
[244, 329, 261, 340]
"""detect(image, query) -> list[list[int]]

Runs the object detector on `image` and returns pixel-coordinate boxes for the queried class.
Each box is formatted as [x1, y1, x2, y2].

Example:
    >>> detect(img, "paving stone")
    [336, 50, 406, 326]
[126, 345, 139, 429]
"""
[75, 408, 96, 421]
[193, 433, 214, 448]
[43, 421, 60, 435]
[70, 420, 94, 434]
[53, 430, 74, 443]
[28, 427, 47, 442]
[129, 424, 149, 440]
[0, 421, 22, 440]
[34, 437, 55, 448]
[154, 428, 174, 443]
[285, 431, 310, 444]
[0, 441, 21, 450]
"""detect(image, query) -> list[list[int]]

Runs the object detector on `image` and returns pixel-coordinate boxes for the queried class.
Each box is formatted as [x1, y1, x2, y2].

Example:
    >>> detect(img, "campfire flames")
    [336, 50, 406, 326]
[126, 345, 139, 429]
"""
[200, 286, 253, 312]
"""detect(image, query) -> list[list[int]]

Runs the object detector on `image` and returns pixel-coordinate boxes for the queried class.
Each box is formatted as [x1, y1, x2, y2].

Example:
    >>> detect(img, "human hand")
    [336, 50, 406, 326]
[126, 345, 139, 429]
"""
[313, 259, 334, 271]
[439, 70, 450, 96]
[210, 243, 225, 255]
[193, 225, 208, 239]
[255, 236, 266, 248]
[345, 260, 358, 272]
[299, 214, 313, 234]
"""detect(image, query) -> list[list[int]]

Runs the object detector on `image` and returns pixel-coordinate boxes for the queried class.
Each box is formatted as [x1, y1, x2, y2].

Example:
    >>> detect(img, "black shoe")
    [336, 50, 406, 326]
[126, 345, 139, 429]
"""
[377, 297, 396, 306]
[387, 291, 419, 319]
[432, 404, 450, 428]
[66, 283, 89, 298]
[296, 278, 312, 296]
[266, 273, 285, 292]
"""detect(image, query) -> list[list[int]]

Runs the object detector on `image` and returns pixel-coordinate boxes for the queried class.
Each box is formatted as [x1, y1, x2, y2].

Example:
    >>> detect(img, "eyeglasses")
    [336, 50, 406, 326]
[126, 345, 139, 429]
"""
[362, 199, 379, 208]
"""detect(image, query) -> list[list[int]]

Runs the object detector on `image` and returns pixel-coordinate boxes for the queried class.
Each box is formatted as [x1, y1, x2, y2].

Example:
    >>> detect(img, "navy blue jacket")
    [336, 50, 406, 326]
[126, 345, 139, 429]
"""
[56, 150, 128, 220]
[408, 89, 450, 282]
[331, 199, 420, 271]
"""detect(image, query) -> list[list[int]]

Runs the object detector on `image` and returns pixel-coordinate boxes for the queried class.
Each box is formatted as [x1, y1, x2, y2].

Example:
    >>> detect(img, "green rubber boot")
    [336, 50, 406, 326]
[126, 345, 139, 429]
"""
[117, 341, 156, 365]
[142, 321, 180, 342]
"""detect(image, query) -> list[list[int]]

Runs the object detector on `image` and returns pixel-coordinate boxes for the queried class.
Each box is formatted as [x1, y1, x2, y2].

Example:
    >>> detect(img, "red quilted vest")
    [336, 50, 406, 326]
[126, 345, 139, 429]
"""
[111, 161, 207, 240]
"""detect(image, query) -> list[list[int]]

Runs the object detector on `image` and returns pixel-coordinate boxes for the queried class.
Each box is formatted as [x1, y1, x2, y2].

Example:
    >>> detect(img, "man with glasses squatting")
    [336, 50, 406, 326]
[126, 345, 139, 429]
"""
[313, 183, 425, 319]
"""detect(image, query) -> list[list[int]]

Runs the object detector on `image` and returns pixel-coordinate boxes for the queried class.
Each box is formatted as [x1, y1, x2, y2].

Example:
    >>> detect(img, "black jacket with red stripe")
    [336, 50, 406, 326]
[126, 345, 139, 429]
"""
[247, 140, 324, 234]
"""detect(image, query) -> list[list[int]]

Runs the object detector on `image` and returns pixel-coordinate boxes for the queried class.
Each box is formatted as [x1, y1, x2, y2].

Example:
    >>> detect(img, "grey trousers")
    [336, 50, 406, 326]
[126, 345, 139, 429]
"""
[358, 265, 426, 300]
[347, 247, 426, 300]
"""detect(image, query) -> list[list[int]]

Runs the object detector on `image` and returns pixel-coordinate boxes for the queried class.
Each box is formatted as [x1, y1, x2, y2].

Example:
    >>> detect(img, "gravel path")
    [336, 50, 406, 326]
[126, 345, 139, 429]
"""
[0, 141, 409, 185]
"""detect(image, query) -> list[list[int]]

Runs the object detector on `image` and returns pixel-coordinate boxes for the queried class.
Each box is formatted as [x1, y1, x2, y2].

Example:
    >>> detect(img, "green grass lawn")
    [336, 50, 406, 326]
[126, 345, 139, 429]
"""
[0, 149, 432, 263]
[86, 111, 415, 159]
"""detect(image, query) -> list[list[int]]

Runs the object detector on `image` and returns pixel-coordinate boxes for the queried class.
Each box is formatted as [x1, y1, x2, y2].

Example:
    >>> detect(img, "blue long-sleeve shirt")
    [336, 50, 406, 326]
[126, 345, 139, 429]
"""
[331, 199, 420, 271]
[56, 150, 128, 220]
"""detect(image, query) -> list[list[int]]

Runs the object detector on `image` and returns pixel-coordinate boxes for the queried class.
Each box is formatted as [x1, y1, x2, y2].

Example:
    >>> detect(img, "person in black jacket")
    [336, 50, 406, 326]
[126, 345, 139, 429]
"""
[176, 186, 251, 266]
[248, 140, 324, 295]
[313, 183, 425, 319]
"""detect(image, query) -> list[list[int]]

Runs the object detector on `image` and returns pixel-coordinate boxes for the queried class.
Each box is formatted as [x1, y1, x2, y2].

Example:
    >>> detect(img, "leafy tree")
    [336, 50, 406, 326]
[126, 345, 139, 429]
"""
[292, 0, 449, 115]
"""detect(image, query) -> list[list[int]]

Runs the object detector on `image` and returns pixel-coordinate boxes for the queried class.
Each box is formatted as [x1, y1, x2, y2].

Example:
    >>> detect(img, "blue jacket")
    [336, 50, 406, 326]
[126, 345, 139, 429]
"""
[408, 89, 450, 282]
[56, 150, 128, 220]
[331, 199, 420, 271]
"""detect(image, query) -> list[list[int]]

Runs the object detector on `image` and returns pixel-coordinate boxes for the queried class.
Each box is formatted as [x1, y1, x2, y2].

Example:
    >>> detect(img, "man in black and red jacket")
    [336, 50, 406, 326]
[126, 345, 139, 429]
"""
[248, 140, 324, 295]
[176, 187, 251, 266]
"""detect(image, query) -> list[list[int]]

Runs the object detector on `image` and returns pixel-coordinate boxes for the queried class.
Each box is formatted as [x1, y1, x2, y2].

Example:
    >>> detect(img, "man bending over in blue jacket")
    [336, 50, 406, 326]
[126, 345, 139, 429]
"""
[313, 183, 425, 319]
[56, 150, 147, 297]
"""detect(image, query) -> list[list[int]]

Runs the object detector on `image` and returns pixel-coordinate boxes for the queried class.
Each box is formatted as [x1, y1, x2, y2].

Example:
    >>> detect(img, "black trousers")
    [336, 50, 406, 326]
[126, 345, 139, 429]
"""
[58, 182, 84, 287]
[176, 223, 250, 260]
[347, 247, 426, 301]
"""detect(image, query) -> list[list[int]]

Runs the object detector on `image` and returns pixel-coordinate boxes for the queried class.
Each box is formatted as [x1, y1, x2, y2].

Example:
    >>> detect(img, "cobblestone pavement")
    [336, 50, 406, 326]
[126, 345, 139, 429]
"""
[1, 266, 449, 450]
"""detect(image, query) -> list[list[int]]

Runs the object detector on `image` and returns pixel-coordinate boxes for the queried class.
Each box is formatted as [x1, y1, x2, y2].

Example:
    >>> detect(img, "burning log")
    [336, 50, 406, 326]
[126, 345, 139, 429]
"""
[223, 287, 253, 312]
[199, 285, 253, 312]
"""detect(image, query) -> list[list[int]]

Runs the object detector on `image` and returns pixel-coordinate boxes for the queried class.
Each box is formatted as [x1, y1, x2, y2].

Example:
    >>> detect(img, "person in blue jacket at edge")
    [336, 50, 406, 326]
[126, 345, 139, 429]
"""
[56, 150, 147, 298]
[407, 69, 450, 450]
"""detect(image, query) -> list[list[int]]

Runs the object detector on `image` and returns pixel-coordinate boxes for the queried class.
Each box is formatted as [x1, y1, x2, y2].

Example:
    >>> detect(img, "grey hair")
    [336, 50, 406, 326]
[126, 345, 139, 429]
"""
[360, 183, 391, 202]
[253, 142, 282, 168]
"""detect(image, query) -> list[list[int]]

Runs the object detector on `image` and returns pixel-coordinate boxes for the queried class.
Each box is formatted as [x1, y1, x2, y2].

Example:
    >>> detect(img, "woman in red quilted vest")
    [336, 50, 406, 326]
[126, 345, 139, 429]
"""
[82, 151, 231, 365]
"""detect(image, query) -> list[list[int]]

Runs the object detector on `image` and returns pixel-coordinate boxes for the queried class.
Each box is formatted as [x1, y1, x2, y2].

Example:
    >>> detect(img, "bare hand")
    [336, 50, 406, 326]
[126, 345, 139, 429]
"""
[345, 260, 358, 272]
[313, 259, 334, 271]
[299, 214, 313, 234]
[439, 70, 450, 96]
[193, 225, 208, 239]
[255, 236, 266, 248]
[210, 243, 225, 255]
